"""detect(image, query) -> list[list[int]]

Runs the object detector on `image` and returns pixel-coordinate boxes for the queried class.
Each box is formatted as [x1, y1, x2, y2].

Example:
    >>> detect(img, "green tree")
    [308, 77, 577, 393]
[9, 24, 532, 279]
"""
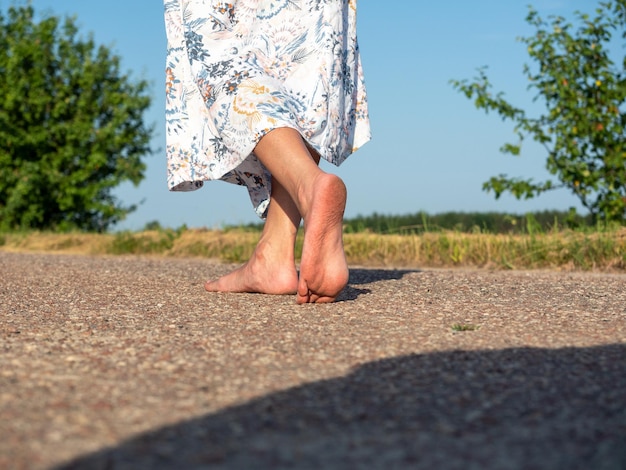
[0, 5, 154, 232]
[451, 1, 626, 223]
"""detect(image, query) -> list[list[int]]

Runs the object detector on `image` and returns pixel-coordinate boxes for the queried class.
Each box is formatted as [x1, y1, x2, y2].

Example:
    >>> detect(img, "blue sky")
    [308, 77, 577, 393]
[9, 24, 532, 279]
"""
[10, 0, 599, 229]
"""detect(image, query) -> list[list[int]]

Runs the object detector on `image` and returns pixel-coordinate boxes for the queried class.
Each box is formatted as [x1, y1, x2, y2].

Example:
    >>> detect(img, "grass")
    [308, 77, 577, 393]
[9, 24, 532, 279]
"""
[343, 229, 626, 270]
[451, 324, 481, 332]
[0, 225, 625, 271]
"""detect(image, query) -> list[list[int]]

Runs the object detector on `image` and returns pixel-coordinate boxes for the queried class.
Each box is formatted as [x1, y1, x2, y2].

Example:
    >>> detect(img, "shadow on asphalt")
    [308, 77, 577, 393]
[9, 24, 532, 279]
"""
[57, 345, 626, 470]
[337, 268, 420, 301]
[349, 268, 419, 285]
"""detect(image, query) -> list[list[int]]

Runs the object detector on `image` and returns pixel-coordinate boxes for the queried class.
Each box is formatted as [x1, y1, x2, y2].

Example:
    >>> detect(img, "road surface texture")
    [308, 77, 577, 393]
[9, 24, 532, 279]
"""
[1, 251, 625, 470]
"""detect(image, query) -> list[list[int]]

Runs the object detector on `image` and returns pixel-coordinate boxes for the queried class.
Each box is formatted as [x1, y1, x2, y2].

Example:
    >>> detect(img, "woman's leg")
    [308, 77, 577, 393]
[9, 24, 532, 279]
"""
[204, 141, 324, 297]
[252, 128, 349, 304]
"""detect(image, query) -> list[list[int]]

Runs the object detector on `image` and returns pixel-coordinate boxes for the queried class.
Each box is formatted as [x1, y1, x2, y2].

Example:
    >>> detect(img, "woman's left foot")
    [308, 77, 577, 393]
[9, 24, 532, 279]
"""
[205, 242, 298, 295]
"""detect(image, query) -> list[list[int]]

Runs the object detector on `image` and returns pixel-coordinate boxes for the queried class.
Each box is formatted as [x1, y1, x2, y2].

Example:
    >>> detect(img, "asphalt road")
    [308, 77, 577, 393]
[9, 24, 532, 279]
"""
[1, 251, 625, 470]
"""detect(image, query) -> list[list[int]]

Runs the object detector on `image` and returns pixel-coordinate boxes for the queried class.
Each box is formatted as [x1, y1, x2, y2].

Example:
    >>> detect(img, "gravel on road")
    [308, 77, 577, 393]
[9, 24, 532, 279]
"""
[1, 251, 625, 469]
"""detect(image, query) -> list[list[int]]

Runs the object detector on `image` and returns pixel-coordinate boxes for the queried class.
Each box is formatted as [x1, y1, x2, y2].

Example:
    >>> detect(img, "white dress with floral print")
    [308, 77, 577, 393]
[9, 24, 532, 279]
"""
[163, 0, 371, 217]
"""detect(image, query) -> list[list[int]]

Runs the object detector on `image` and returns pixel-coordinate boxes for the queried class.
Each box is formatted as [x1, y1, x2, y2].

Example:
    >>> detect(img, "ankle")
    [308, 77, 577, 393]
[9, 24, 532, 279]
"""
[254, 236, 295, 263]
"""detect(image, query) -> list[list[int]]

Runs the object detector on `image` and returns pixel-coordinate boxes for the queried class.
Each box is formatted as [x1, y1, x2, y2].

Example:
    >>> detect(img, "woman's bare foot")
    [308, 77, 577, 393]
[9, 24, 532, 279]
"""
[205, 240, 298, 295]
[248, 126, 349, 303]
[297, 173, 349, 303]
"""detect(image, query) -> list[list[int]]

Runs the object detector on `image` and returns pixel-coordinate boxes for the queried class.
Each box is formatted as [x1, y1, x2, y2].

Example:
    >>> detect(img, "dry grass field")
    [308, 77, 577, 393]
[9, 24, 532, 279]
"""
[1, 227, 625, 271]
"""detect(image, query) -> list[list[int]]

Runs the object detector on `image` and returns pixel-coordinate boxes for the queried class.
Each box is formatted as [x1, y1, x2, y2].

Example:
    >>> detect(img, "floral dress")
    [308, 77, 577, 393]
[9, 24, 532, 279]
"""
[163, 0, 371, 217]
